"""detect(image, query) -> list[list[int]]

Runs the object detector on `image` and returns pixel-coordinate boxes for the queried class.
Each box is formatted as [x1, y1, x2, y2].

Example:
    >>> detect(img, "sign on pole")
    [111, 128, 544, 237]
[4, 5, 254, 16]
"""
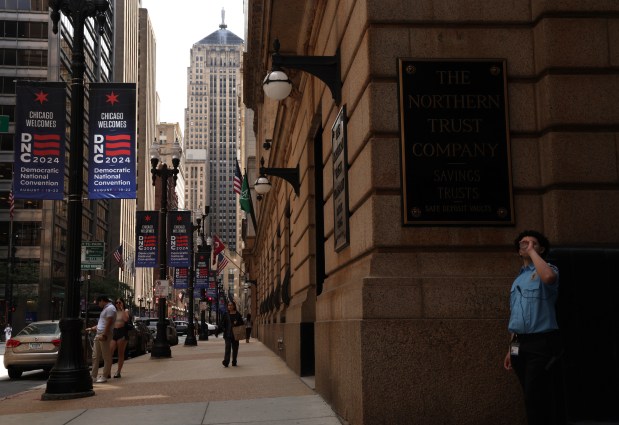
[154, 279, 170, 297]
[81, 241, 105, 270]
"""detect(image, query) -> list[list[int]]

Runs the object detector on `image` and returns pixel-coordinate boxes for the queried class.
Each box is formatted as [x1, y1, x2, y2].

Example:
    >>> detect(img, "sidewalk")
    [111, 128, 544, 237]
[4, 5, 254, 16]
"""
[0, 337, 344, 425]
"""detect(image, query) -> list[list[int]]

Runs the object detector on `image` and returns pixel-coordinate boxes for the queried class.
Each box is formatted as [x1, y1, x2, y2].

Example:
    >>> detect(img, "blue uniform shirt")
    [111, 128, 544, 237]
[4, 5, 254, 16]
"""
[508, 262, 559, 334]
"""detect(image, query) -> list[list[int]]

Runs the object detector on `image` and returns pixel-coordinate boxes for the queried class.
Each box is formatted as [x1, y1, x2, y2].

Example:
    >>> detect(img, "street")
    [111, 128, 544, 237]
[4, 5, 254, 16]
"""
[0, 343, 50, 398]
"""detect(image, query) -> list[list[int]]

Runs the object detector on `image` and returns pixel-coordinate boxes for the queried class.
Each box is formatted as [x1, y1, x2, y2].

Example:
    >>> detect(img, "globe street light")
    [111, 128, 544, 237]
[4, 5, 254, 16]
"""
[150, 138, 182, 358]
[42, 0, 109, 401]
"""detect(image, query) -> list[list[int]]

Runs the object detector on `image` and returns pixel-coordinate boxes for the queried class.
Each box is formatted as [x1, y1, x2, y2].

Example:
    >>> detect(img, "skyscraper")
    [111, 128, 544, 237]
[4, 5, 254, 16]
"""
[184, 10, 243, 252]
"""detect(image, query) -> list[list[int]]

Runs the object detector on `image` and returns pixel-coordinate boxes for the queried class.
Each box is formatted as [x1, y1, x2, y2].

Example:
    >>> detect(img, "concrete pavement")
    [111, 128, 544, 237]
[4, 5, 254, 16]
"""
[0, 337, 344, 425]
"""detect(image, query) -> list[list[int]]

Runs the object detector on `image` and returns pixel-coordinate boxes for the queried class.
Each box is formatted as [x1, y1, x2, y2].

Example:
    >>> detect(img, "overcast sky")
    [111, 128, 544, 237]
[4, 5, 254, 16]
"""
[140, 0, 245, 129]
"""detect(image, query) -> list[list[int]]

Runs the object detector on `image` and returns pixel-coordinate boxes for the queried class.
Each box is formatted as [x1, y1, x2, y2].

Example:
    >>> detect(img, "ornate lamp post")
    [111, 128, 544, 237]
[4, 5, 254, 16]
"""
[138, 297, 143, 317]
[183, 208, 202, 346]
[42, 0, 109, 401]
[146, 297, 151, 318]
[199, 235, 212, 341]
[149, 138, 182, 358]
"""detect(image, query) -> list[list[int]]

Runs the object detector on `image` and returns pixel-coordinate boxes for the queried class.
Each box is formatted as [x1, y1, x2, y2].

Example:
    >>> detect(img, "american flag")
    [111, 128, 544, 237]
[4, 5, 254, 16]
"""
[233, 159, 242, 195]
[113, 244, 124, 271]
[8, 189, 14, 221]
[217, 253, 228, 276]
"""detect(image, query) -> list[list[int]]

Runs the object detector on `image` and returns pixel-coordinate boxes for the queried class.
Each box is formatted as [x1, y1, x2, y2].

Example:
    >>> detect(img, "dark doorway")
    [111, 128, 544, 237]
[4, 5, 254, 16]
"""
[549, 248, 619, 423]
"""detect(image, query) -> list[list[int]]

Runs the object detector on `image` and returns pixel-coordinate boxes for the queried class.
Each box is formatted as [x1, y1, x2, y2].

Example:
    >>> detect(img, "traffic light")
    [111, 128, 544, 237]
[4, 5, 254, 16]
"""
[207, 296, 213, 304]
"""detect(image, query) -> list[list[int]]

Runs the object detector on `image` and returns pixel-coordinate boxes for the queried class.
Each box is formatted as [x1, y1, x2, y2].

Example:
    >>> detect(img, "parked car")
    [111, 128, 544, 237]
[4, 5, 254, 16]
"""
[127, 321, 153, 355]
[174, 321, 188, 336]
[3, 321, 61, 379]
[135, 317, 178, 346]
[207, 322, 218, 336]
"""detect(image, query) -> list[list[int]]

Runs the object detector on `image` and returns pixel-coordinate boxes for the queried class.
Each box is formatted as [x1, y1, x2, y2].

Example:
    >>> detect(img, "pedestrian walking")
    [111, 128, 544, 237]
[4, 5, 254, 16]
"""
[503, 230, 565, 425]
[245, 313, 252, 343]
[110, 297, 130, 378]
[86, 295, 115, 383]
[221, 300, 244, 367]
[4, 323, 12, 341]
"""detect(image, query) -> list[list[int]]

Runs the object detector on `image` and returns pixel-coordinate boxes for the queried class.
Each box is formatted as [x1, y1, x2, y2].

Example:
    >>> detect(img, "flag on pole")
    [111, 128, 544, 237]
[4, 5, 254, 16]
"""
[233, 159, 242, 195]
[239, 173, 251, 214]
[113, 244, 125, 271]
[8, 189, 14, 221]
[234, 159, 243, 196]
[216, 253, 228, 276]
[212, 234, 225, 257]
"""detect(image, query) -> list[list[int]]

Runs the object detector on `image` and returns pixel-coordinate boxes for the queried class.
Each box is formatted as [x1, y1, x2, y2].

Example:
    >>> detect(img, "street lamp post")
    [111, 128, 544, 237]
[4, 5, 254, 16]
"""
[183, 209, 202, 346]
[150, 139, 181, 358]
[138, 297, 143, 318]
[199, 236, 212, 341]
[216, 281, 223, 330]
[146, 298, 151, 318]
[43, 0, 109, 401]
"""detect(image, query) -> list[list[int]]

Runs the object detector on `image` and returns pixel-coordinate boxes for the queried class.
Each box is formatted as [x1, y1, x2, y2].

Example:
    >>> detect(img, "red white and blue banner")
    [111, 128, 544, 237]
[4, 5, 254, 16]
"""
[13, 81, 66, 200]
[195, 252, 210, 289]
[88, 83, 137, 199]
[173, 267, 189, 289]
[135, 211, 159, 268]
[167, 210, 193, 268]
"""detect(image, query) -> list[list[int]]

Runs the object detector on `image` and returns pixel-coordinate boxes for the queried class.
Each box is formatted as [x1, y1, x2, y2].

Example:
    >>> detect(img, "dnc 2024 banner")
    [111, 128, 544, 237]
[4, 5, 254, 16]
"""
[135, 211, 159, 268]
[167, 210, 193, 268]
[88, 83, 137, 199]
[13, 81, 66, 200]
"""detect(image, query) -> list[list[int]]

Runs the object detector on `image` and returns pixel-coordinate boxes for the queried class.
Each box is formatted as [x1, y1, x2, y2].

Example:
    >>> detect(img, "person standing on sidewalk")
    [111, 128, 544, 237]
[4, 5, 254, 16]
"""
[4, 323, 12, 342]
[221, 301, 244, 367]
[110, 297, 130, 378]
[87, 295, 115, 383]
[503, 230, 565, 425]
[245, 313, 252, 343]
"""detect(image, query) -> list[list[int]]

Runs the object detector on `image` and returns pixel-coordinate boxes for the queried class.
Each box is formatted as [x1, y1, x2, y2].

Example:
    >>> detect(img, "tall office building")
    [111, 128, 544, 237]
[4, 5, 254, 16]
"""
[0, 0, 114, 330]
[184, 11, 243, 253]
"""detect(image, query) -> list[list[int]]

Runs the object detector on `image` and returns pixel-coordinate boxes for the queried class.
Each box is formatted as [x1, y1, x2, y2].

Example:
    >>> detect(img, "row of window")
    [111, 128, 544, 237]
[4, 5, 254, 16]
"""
[0, 221, 41, 246]
[0, 20, 48, 38]
[0, 48, 47, 66]
[0, 0, 48, 11]
[0, 76, 46, 95]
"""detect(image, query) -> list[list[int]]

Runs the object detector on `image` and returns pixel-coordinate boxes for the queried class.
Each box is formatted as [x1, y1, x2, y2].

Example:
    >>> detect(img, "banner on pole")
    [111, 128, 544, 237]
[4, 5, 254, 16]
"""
[135, 211, 159, 267]
[195, 252, 209, 289]
[167, 210, 192, 267]
[13, 81, 66, 200]
[88, 83, 137, 199]
[174, 267, 189, 289]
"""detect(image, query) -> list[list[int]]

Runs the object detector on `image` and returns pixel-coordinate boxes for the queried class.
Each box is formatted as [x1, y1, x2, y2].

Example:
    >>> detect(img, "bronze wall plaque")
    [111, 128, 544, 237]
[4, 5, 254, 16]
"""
[398, 59, 514, 225]
[332, 105, 349, 251]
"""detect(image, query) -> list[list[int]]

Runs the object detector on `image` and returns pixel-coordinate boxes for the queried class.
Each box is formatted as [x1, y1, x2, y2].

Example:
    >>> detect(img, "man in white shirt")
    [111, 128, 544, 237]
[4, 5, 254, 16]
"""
[86, 295, 115, 383]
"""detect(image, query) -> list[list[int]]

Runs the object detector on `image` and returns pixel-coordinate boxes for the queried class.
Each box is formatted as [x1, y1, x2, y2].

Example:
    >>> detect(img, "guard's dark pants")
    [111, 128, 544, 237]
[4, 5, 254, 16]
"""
[223, 337, 239, 366]
[511, 331, 566, 425]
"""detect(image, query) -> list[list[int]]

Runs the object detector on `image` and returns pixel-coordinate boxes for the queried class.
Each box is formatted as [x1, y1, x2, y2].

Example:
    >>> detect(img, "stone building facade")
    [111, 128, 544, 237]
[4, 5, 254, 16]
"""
[242, 1, 619, 424]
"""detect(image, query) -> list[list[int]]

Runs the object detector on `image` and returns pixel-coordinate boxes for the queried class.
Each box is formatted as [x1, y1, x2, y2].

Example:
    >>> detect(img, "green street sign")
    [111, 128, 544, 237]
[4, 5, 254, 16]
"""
[81, 241, 105, 270]
[0, 115, 9, 132]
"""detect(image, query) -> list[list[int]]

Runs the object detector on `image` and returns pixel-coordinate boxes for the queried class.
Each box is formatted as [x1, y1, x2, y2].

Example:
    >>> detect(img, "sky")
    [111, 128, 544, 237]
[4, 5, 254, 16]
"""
[140, 0, 246, 129]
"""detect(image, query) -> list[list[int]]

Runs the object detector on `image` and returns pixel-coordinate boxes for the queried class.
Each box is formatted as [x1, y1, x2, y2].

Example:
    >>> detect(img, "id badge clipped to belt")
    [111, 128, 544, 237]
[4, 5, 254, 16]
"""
[510, 339, 520, 356]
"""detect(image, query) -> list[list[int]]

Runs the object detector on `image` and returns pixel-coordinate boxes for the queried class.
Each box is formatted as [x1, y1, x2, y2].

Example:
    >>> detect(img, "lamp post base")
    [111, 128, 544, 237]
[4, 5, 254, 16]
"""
[199, 310, 208, 340]
[185, 322, 197, 346]
[42, 318, 94, 400]
[150, 298, 171, 358]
